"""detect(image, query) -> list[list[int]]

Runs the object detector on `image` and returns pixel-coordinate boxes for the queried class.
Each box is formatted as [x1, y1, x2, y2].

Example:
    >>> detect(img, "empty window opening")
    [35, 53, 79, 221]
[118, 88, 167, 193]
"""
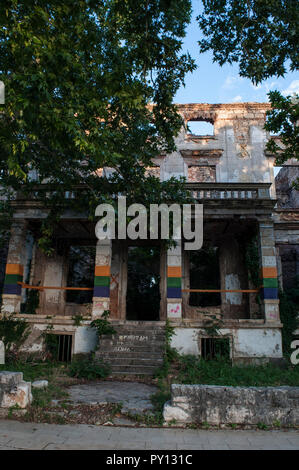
[201, 337, 230, 360]
[187, 121, 214, 136]
[126, 246, 160, 321]
[66, 245, 95, 304]
[45, 334, 72, 362]
[189, 247, 221, 307]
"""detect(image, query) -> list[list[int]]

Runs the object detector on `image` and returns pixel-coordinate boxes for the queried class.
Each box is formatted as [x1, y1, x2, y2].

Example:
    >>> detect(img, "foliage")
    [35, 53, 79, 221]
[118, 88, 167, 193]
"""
[197, 1, 299, 169]
[197, 0, 299, 84]
[0, 357, 58, 381]
[265, 91, 299, 169]
[154, 319, 178, 379]
[0, 0, 195, 250]
[90, 310, 116, 339]
[201, 316, 223, 337]
[165, 318, 178, 363]
[43, 331, 59, 360]
[68, 355, 110, 380]
[0, 313, 30, 356]
[176, 355, 299, 386]
[72, 314, 84, 327]
[279, 280, 299, 358]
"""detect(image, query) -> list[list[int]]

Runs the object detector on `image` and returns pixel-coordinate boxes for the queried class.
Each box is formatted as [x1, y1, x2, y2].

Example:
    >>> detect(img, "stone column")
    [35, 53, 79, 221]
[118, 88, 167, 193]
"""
[92, 239, 112, 318]
[258, 222, 280, 322]
[167, 241, 182, 320]
[1, 219, 28, 314]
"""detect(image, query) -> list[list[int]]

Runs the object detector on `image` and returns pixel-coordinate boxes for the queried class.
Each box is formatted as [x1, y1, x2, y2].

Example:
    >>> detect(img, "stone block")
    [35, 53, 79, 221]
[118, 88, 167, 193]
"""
[163, 401, 191, 423]
[32, 380, 48, 389]
[0, 371, 23, 387]
[0, 381, 32, 409]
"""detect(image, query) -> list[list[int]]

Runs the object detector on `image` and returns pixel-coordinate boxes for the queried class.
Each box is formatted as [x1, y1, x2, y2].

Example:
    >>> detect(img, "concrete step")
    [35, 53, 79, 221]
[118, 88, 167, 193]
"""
[98, 357, 163, 366]
[99, 345, 165, 353]
[97, 351, 164, 359]
[109, 364, 161, 375]
[99, 337, 165, 348]
[103, 331, 165, 341]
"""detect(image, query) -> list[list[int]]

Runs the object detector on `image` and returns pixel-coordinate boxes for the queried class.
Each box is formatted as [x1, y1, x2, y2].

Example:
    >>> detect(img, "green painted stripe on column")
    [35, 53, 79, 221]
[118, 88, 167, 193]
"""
[263, 277, 278, 288]
[167, 277, 181, 288]
[4, 274, 23, 285]
[94, 276, 110, 287]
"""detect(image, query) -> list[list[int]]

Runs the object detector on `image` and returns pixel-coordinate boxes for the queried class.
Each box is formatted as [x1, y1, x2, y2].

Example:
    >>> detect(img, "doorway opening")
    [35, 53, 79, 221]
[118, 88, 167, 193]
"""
[126, 246, 160, 321]
[189, 246, 221, 307]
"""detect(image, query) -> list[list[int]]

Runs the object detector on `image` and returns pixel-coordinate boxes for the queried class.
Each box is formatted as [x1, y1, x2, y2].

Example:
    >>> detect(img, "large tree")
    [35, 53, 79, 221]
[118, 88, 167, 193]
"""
[0, 0, 195, 251]
[197, 0, 299, 168]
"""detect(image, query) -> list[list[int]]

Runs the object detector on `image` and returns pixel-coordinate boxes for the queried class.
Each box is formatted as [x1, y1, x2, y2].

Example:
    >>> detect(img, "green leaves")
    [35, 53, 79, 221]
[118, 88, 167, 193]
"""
[0, 0, 194, 246]
[265, 91, 299, 165]
[197, 0, 299, 84]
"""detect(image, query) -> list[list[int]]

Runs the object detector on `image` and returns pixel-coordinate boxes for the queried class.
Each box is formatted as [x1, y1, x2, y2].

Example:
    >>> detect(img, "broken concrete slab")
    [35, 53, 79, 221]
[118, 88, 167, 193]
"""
[68, 381, 157, 414]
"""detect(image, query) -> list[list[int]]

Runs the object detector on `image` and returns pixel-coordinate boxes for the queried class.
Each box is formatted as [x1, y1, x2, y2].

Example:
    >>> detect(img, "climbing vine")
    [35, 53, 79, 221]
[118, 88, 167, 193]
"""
[0, 314, 30, 358]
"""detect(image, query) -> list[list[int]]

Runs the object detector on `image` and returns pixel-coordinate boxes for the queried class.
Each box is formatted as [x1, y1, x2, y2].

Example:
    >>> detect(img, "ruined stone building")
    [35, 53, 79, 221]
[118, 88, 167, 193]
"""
[1, 103, 298, 372]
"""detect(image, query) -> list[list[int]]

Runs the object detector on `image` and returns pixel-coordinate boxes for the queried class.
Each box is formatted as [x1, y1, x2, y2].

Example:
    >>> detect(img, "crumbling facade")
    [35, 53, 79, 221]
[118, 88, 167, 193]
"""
[1, 102, 298, 367]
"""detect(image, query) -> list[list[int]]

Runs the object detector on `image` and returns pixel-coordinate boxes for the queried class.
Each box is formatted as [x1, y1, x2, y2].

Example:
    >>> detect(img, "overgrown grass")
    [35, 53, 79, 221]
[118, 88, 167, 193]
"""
[176, 355, 299, 387]
[68, 356, 110, 380]
[0, 359, 70, 410]
[0, 358, 58, 382]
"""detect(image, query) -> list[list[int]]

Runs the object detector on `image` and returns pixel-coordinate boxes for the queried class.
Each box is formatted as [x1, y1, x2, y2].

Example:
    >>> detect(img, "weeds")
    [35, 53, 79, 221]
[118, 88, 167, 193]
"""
[67, 355, 110, 380]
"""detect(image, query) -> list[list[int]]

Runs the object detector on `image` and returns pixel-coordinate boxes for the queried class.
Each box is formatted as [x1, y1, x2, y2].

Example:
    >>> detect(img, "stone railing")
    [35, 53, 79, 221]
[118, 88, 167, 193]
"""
[185, 182, 272, 201]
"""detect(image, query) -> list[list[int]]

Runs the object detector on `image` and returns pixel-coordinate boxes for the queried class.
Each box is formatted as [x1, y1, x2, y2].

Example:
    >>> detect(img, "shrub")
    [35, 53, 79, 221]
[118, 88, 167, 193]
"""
[68, 356, 110, 380]
[90, 310, 116, 339]
[0, 313, 30, 359]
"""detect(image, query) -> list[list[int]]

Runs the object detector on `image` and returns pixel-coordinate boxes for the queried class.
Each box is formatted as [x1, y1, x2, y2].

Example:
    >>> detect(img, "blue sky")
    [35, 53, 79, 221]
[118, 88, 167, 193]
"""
[175, 0, 299, 104]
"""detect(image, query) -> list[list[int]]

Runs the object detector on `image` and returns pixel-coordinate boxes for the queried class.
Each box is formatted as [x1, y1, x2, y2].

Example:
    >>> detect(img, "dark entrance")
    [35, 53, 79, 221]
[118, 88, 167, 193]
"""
[126, 246, 160, 321]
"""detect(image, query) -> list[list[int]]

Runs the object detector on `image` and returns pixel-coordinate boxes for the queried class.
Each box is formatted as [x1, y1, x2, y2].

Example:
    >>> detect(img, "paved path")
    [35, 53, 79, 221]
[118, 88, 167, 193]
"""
[0, 420, 298, 450]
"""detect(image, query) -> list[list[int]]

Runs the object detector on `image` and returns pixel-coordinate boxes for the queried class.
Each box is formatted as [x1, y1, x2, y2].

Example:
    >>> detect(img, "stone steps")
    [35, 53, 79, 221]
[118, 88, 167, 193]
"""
[109, 364, 161, 374]
[97, 351, 164, 359]
[95, 322, 166, 375]
[97, 357, 164, 366]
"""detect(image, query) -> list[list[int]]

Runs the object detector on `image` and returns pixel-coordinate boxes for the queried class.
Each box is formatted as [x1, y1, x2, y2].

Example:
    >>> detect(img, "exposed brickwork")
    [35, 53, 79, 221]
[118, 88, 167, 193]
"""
[187, 166, 216, 182]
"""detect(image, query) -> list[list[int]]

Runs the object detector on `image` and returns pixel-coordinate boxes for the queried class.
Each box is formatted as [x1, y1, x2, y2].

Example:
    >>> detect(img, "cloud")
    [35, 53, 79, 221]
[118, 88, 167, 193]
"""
[222, 75, 243, 89]
[232, 95, 242, 102]
[282, 80, 299, 97]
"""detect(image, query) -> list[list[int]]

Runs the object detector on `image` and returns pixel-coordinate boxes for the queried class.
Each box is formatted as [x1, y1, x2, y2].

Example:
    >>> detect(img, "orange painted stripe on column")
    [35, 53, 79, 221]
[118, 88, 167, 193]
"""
[95, 265, 111, 277]
[262, 267, 277, 278]
[167, 266, 182, 277]
[5, 264, 23, 275]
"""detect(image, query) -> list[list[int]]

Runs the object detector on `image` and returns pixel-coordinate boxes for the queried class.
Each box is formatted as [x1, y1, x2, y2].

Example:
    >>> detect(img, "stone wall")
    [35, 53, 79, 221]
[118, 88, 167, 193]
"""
[164, 384, 299, 426]
[171, 326, 283, 363]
